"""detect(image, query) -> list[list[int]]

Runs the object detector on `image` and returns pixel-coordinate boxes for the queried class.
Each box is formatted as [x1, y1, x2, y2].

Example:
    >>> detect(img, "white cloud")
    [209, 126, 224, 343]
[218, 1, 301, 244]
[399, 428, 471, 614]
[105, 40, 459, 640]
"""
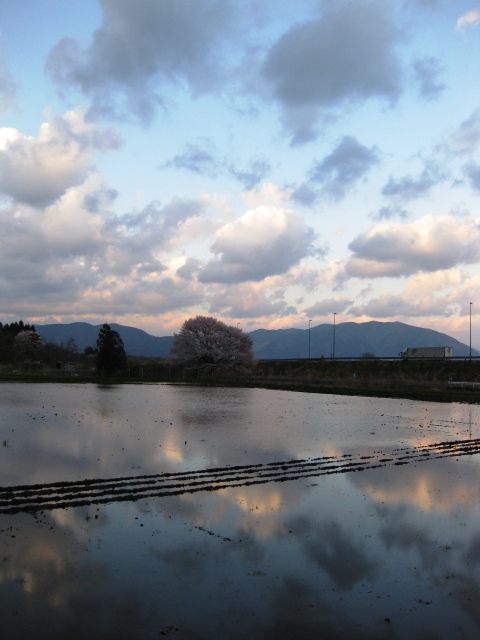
[199, 206, 319, 283]
[208, 282, 296, 319]
[456, 10, 480, 32]
[345, 214, 480, 279]
[0, 168, 207, 317]
[350, 269, 475, 320]
[242, 182, 293, 208]
[0, 109, 120, 207]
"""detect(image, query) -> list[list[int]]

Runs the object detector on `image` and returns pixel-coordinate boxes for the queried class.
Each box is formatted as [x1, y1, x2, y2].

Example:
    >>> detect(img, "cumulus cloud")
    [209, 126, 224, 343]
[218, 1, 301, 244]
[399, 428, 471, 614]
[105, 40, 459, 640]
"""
[344, 214, 480, 279]
[242, 182, 293, 208]
[350, 269, 471, 319]
[0, 183, 112, 309]
[83, 187, 118, 213]
[111, 197, 206, 260]
[45, 0, 237, 123]
[0, 109, 120, 208]
[81, 270, 206, 317]
[199, 206, 319, 283]
[262, 0, 403, 142]
[176, 257, 202, 281]
[209, 282, 296, 319]
[293, 136, 380, 203]
[350, 292, 448, 319]
[412, 56, 445, 100]
[0, 169, 207, 316]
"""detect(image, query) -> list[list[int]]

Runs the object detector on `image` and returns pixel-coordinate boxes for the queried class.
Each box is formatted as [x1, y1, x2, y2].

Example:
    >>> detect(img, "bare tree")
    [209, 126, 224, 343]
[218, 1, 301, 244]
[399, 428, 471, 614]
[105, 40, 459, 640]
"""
[170, 316, 254, 376]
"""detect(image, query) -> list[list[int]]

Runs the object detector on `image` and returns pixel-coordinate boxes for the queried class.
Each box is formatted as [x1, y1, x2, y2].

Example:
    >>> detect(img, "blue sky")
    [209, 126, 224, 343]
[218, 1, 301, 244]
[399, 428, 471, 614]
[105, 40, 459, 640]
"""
[0, 0, 479, 345]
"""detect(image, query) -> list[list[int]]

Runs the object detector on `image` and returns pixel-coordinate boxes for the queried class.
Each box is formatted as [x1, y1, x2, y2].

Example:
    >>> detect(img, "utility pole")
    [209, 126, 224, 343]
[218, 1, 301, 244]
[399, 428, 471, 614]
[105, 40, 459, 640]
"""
[470, 302, 473, 361]
[333, 313, 337, 360]
[309, 319, 312, 359]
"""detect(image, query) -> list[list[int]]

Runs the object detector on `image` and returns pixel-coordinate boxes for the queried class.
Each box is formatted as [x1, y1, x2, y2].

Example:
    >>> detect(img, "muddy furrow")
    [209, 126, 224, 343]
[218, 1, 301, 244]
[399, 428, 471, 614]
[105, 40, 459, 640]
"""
[1, 438, 479, 514]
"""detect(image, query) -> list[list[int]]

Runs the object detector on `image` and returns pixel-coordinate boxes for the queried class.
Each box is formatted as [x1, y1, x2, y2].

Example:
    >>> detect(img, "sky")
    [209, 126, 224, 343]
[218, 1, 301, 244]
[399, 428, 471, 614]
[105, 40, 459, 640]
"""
[0, 0, 479, 346]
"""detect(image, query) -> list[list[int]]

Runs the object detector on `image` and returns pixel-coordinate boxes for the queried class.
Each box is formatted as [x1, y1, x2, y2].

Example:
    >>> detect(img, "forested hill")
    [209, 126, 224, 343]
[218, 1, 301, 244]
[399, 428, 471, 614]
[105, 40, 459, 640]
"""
[36, 320, 478, 359]
[249, 321, 478, 359]
[37, 323, 174, 358]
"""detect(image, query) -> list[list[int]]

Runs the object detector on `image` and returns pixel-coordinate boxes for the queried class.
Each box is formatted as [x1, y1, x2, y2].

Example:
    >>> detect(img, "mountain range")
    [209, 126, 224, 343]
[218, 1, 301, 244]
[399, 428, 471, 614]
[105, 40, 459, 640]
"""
[36, 321, 479, 359]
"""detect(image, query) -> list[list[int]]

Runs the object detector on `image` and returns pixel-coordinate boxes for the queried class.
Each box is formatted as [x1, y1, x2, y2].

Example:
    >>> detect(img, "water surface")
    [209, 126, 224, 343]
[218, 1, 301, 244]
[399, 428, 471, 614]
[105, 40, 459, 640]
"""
[1, 383, 480, 639]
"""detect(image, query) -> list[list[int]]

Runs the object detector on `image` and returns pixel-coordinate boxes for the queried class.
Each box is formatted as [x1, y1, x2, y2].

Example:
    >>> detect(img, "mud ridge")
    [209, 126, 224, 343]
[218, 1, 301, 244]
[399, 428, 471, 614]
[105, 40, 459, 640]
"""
[1, 438, 479, 514]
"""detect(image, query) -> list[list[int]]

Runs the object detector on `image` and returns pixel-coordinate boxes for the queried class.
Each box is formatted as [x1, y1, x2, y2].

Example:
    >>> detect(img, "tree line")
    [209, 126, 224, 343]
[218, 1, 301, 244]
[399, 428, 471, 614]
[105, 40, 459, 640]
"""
[0, 321, 125, 375]
[95, 317, 254, 377]
[0, 316, 254, 377]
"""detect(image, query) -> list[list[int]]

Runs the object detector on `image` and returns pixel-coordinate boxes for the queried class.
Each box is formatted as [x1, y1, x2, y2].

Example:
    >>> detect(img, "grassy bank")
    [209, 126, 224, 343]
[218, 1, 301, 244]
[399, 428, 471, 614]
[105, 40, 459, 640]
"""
[1, 358, 479, 403]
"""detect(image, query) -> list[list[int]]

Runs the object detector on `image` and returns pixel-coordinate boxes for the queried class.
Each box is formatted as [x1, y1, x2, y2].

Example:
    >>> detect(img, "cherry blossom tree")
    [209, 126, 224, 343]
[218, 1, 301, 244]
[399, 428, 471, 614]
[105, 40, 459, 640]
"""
[14, 330, 45, 360]
[170, 316, 254, 375]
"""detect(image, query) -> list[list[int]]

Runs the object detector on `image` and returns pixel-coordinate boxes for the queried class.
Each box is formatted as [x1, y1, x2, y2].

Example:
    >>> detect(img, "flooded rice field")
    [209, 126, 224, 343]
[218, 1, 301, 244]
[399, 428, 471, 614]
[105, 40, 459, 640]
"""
[1, 383, 480, 639]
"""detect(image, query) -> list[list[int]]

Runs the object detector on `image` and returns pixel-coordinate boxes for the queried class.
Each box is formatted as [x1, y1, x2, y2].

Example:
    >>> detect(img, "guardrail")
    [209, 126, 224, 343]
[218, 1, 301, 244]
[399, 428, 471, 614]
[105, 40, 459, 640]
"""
[447, 381, 480, 389]
[257, 356, 480, 362]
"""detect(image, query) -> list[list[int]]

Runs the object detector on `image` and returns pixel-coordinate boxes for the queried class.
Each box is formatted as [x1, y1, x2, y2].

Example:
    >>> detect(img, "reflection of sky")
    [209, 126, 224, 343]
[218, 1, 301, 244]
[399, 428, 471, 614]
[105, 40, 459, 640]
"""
[1, 383, 479, 485]
[1, 384, 480, 638]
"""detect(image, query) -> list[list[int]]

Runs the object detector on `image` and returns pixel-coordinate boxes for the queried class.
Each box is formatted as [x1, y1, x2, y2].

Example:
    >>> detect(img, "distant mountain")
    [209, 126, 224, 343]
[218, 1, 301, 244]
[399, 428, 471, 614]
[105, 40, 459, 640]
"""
[36, 320, 478, 359]
[249, 321, 478, 359]
[37, 322, 173, 358]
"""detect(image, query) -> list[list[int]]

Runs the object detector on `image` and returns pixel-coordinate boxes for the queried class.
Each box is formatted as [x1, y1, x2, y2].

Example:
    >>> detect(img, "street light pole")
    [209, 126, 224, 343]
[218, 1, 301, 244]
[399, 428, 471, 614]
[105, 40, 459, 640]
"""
[309, 319, 312, 359]
[333, 313, 337, 360]
[470, 302, 472, 361]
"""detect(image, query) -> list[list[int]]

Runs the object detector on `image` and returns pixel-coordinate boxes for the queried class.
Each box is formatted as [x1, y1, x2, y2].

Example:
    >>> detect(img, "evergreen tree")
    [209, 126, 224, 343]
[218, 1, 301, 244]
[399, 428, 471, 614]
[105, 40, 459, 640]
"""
[95, 323, 127, 375]
[0, 320, 37, 362]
